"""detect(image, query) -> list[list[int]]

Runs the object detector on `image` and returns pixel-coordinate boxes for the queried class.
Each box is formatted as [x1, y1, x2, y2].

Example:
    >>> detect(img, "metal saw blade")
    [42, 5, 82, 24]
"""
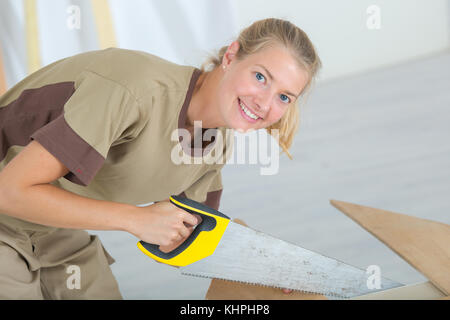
[180, 221, 403, 298]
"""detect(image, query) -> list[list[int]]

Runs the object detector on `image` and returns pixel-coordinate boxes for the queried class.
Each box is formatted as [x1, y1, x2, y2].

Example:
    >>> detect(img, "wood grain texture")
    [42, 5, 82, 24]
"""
[330, 200, 450, 295]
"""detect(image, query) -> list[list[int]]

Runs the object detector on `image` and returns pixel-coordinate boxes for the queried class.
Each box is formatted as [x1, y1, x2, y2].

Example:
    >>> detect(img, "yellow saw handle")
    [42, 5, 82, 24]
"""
[137, 195, 230, 267]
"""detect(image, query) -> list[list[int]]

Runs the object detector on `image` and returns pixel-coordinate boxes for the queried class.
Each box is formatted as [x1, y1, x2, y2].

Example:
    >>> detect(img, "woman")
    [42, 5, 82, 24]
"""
[0, 18, 321, 299]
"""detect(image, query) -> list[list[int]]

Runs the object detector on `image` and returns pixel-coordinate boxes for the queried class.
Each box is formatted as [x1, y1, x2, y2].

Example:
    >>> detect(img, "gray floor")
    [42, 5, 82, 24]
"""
[91, 49, 450, 299]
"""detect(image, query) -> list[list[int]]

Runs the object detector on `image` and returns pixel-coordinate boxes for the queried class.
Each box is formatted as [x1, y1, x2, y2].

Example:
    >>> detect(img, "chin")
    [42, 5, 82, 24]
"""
[235, 121, 259, 133]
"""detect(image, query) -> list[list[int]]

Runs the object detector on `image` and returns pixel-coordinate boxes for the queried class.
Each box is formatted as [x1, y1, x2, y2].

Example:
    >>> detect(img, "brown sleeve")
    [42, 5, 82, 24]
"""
[177, 189, 223, 211]
[30, 114, 105, 186]
[30, 71, 142, 186]
[202, 189, 223, 211]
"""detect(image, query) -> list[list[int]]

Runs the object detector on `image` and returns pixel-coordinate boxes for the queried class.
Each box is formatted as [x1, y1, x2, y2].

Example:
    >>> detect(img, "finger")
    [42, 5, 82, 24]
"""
[282, 288, 293, 294]
[160, 227, 193, 253]
[159, 245, 173, 253]
[160, 241, 181, 253]
[178, 225, 193, 239]
[193, 214, 202, 224]
[181, 212, 200, 226]
[183, 215, 202, 228]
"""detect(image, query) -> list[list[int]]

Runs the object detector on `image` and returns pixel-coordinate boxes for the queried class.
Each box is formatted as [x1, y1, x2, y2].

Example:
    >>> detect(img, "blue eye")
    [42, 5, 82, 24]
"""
[280, 94, 290, 104]
[255, 72, 265, 83]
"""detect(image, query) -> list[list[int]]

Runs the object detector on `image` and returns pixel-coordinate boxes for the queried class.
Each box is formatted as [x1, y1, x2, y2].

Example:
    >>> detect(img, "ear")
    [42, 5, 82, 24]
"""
[222, 41, 240, 67]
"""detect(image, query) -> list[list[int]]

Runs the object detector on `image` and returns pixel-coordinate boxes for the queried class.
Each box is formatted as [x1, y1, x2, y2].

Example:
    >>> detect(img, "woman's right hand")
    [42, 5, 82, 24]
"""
[127, 200, 202, 252]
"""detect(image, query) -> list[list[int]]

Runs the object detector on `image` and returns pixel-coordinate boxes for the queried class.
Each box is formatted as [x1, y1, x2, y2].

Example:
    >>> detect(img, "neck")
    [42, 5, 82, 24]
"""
[186, 67, 224, 130]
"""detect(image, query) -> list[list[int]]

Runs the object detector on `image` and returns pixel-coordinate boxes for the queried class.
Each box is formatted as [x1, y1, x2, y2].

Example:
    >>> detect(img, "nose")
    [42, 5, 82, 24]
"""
[254, 90, 271, 116]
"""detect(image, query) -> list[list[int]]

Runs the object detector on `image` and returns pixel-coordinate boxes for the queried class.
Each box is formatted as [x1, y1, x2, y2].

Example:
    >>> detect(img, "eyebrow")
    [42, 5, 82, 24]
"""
[255, 64, 300, 99]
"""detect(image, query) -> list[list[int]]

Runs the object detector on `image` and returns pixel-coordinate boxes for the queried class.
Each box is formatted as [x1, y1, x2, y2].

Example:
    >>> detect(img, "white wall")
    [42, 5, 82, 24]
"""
[0, 0, 239, 88]
[231, 0, 450, 83]
[1, 0, 448, 87]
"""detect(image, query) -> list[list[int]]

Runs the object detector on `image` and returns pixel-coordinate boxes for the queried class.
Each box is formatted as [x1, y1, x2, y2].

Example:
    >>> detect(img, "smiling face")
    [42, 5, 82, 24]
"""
[217, 41, 309, 132]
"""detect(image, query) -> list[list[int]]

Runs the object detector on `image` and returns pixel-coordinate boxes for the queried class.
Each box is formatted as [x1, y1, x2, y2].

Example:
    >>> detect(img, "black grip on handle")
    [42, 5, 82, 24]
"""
[138, 195, 229, 260]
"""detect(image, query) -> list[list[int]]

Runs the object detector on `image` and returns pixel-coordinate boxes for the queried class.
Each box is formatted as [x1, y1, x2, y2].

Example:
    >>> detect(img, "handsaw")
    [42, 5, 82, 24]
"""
[137, 196, 403, 298]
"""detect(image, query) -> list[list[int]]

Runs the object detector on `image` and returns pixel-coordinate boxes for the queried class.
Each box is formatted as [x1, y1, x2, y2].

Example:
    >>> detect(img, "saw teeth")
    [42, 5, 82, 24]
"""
[180, 272, 348, 299]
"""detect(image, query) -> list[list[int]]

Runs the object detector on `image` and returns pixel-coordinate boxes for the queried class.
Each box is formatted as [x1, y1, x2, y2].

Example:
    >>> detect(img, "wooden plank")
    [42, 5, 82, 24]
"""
[205, 219, 327, 300]
[24, 0, 41, 74]
[330, 200, 450, 295]
[90, 0, 117, 49]
[352, 281, 445, 300]
[206, 277, 327, 300]
[0, 45, 6, 95]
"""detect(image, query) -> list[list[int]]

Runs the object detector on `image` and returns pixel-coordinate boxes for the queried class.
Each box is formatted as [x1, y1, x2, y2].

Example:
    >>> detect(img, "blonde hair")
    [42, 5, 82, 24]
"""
[201, 18, 322, 159]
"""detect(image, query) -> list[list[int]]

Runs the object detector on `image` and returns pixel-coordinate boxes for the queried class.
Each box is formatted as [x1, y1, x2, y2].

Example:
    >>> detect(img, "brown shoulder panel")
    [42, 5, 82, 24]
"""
[203, 189, 223, 211]
[1, 82, 104, 186]
[177, 189, 223, 211]
[30, 114, 105, 186]
[0, 82, 75, 158]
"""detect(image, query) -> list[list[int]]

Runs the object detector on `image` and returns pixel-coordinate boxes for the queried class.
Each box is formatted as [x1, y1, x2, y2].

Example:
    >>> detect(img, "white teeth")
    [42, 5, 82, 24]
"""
[239, 100, 259, 120]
